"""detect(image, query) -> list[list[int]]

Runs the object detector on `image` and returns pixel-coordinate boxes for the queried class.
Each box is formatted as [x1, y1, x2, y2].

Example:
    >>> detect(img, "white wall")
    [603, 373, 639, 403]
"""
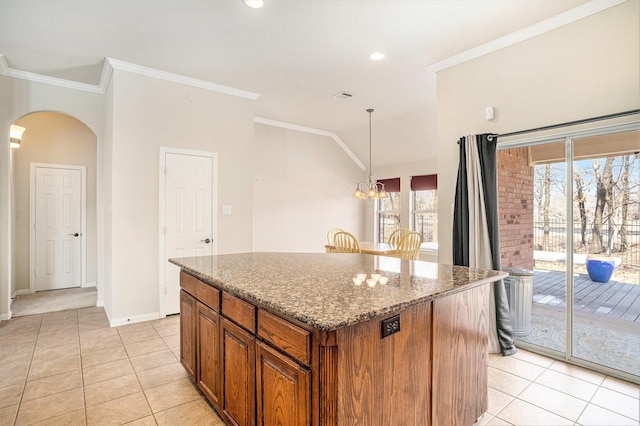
[102, 79, 114, 317]
[338, 106, 437, 171]
[252, 124, 364, 251]
[12, 112, 98, 294]
[436, 1, 640, 265]
[107, 70, 255, 323]
[0, 76, 104, 320]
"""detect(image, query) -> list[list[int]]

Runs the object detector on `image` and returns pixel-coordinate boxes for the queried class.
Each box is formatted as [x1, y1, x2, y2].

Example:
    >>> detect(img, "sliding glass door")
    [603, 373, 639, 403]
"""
[497, 123, 639, 382]
[570, 131, 640, 376]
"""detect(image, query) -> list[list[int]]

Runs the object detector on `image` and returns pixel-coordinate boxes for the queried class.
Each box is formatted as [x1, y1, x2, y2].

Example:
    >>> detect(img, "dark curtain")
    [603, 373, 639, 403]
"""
[453, 134, 516, 356]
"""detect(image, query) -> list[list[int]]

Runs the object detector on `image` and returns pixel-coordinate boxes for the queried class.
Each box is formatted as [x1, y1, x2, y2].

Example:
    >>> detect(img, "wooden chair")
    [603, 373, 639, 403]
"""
[327, 227, 343, 245]
[388, 227, 412, 246]
[394, 231, 422, 260]
[333, 231, 361, 253]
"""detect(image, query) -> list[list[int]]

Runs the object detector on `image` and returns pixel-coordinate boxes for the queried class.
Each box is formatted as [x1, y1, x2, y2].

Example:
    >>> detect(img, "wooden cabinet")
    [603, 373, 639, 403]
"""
[181, 271, 224, 413]
[221, 318, 256, 426]
[179, 268, 489, 426]
[181, 271, 312, 426]
[256, 341, 311, 426]
[179, 289, 196, 381]
[197, 301, 222, 412]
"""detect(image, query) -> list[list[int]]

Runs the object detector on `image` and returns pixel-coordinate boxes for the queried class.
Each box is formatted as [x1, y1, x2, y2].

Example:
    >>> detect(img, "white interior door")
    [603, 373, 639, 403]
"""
[34, 167, 82, 291]
[163, 152, 216, 315]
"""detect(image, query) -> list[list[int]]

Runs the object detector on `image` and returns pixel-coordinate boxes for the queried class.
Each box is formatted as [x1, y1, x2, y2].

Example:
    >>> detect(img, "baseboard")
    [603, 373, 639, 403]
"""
[11, 289, 30, 299]
[0, 311, 12, 321]
[109, 312, 162, 327]
[82, 282, 97, 288]
[96, 299, 105, 307]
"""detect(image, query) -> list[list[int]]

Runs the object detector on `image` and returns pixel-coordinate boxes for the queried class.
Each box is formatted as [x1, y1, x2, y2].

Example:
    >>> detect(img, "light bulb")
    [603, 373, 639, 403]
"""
[243, 0, 264, 8]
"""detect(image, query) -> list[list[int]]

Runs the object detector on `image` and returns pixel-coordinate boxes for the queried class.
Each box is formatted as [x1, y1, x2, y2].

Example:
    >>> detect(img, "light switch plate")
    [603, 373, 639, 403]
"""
[222, 205, 232, 215]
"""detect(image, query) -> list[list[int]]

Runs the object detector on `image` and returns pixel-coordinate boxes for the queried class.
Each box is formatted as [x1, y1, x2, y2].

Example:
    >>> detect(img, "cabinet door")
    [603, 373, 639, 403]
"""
[197, 301, 222, 412]
[256, 341, 311, 426]
[222, 318, 256, 426]
[180, 290, 197, 381]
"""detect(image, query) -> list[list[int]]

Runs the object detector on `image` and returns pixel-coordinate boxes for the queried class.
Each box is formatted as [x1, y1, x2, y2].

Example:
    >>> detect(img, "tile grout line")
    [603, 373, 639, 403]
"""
[115, 323, 151, 425]
[13, 314, 43, 426]
[77, 309, 89, 426]
[491, 354, 554, 425]
[492, 352, 639, 425]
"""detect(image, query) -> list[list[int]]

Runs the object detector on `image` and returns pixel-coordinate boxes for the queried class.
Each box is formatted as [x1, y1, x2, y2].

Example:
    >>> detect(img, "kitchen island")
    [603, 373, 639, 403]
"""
[170, 252, 507, 426]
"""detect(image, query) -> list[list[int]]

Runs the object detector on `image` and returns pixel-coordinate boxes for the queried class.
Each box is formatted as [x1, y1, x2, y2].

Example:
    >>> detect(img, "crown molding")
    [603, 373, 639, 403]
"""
[427, 0, 627, 73]
[0, 54, 8, 74]
[0, 54, 104, 93]
[106, 58, 260, 100]
[254, 117, 366, 171]
[0, 54, 260, 100]
[99, 58, 114, 93]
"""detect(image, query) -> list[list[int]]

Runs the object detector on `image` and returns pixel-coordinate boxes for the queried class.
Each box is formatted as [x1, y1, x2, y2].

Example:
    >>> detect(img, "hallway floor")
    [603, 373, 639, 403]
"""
[10, 287, 97, 317]
[0, 307, 637, 425]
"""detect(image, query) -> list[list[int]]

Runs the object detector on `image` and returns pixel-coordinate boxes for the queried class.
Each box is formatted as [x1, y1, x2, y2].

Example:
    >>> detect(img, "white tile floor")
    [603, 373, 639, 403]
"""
[1, 306, 638, 425]
[482, 350, 640, 425]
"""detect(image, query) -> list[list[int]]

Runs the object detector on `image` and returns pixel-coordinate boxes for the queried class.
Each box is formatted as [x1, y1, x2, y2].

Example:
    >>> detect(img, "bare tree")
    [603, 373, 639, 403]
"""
[574, 172, 587, 247]
[617, 155, 630, 250]
[543, 164, 551, 251]
[592, 158, 614, 254]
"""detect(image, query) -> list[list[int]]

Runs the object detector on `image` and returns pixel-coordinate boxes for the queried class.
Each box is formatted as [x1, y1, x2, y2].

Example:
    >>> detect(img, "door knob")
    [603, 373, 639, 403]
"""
[69, 233, 80, 237]
[201, 238, 211, 244]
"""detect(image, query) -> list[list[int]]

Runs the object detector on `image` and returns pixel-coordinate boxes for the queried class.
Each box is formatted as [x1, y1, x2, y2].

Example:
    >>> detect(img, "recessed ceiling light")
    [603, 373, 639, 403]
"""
[243, 0, 264, 8]
[369, 52, 386, 61]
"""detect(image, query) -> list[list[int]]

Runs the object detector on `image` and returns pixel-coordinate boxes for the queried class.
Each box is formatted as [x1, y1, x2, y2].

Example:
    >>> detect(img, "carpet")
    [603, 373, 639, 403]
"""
[11, 287, 97, 317]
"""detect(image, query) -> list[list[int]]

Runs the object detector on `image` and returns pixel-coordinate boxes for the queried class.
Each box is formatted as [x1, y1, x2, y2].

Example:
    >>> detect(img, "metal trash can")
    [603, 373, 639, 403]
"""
[504, 267, 534, 337]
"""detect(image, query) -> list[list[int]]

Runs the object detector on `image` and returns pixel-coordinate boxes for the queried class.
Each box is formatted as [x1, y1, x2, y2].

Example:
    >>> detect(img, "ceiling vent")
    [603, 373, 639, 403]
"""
[331, 91, 353, 101]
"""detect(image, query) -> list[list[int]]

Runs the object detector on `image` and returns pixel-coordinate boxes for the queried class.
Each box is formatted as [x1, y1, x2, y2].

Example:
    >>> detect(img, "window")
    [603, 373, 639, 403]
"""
[377, 178, 400, 243]
[411, 175, 438, 250]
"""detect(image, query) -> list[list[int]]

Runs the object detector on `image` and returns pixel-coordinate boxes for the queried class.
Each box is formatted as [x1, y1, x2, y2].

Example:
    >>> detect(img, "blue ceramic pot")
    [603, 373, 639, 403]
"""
[586, 255, 615, 283]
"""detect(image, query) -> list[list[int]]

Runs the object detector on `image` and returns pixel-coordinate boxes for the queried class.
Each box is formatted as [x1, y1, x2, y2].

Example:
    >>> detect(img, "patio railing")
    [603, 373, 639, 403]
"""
[533, 221, 640, 267]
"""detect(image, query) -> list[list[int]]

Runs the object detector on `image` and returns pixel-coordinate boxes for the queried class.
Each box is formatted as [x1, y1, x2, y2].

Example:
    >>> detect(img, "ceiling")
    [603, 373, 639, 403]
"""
[0, 0, 600, 164]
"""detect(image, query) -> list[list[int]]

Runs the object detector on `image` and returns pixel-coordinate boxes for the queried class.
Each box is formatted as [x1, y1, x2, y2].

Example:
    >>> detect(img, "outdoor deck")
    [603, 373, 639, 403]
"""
[532, 269, 640, 323]
[518, 269, 639, 376]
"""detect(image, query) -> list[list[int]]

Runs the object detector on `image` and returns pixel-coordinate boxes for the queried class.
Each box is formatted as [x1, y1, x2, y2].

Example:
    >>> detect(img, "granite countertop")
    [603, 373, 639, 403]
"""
[170, 252, 507, 331]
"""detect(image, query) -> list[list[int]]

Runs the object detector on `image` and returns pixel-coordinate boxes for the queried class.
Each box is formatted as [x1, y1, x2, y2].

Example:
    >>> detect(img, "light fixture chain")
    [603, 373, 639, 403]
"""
[353, 108, 387, 200]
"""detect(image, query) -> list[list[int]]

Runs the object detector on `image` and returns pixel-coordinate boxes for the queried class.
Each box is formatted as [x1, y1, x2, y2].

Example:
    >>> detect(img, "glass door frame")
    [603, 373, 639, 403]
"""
[498, 120, 640, 384]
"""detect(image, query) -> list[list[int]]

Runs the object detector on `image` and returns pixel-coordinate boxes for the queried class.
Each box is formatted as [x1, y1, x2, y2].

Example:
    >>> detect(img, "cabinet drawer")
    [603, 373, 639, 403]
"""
[196, 280, 220, 311]
[258, 309, 310, 365]
[222, 292, 256, 333]
[180, 270, 198, 296]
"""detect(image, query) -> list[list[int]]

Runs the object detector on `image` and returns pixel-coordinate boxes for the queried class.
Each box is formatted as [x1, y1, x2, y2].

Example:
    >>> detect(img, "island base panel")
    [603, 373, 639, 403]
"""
[334, 302, 432, 425]
[432, 284, 489, 426]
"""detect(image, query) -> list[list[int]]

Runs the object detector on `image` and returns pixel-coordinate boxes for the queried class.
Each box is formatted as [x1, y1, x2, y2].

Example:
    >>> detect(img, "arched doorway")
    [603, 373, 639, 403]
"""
[10, 112, 98, 316]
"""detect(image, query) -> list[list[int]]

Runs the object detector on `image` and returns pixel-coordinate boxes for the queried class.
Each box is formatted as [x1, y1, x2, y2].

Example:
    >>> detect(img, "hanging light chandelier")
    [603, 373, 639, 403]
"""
[353, 109, 388, 200]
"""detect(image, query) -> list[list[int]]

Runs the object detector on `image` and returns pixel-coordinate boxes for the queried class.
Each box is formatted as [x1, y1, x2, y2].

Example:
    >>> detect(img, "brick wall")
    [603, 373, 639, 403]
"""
[498, 148, 534, 269]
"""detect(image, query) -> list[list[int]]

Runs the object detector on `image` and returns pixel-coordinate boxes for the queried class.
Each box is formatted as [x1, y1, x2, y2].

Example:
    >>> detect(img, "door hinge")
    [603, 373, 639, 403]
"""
[164, 286, 167, 295]
[164, 166, 168, 176]
[164, 226, 167, 235]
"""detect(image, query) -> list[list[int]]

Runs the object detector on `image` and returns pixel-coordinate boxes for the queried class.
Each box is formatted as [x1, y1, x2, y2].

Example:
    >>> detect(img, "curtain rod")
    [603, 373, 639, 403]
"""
[486, 109, 640, 141]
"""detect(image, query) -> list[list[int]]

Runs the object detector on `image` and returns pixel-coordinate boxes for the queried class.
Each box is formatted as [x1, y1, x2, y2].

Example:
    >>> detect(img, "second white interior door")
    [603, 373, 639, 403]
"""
[164, 152, 216, 315]
[34, 166, 83, 291]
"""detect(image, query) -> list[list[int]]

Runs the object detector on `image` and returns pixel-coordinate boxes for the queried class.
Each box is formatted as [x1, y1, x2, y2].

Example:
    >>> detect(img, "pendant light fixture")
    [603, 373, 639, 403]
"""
[353, 109, 388, 200]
